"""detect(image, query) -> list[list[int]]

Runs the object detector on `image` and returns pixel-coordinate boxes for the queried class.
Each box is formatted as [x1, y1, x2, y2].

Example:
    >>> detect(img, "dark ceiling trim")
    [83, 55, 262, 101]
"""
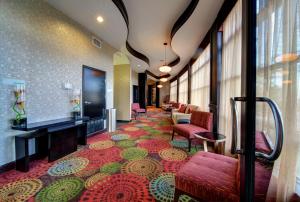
[113, 0, 199, 79]
[168, 0, 199, 67]
[171, 0, 199, 39]
[112, 0, 150, 65]
[145, 70, 170, 80]
[170, 0, 238, 80]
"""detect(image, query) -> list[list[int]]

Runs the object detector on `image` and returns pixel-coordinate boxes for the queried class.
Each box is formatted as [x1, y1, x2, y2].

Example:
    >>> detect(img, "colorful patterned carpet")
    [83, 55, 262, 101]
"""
[0, 108, 202, 202]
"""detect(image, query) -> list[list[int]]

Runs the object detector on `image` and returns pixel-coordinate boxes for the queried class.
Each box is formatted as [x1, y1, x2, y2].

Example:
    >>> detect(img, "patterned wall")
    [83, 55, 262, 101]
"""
[0, 0, 116, 165]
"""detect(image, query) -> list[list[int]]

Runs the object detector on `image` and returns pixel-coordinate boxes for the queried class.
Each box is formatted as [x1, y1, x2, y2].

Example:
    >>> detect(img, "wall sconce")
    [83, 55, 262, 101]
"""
[157, 84, 163, 88]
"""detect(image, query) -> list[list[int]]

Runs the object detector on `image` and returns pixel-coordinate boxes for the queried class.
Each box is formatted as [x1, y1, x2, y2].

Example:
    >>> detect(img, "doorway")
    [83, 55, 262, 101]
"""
[82, 65, 106, 135]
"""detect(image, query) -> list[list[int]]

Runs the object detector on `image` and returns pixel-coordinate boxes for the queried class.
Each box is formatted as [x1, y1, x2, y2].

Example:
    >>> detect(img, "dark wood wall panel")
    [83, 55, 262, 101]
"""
[209, 30, 223, 132]
[155, 82, 160, 108]
[138, 73, 147, 109]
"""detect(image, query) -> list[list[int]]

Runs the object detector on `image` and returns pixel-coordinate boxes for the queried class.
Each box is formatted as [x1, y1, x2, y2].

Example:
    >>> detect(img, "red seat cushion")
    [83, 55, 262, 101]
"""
[135, 109, 146, 113]
[254, 162, 272, 202]
[176, 151, 239, 202]
[256, 131, 272, 154]
[173, 124, 208, 139]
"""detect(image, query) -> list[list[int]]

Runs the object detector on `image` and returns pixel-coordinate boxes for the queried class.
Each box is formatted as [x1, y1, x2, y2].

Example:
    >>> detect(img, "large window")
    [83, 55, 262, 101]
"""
[256, 0, 300, 199]
[191, 45, 210, 111]
[218, 0, 242, 153]
[170, 80, 178, 102]
[178, 71, 188, 104]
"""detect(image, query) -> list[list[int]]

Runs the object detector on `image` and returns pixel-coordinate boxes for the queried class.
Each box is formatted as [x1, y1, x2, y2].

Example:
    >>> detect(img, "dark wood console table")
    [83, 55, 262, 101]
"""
[12, 117, 89, 172]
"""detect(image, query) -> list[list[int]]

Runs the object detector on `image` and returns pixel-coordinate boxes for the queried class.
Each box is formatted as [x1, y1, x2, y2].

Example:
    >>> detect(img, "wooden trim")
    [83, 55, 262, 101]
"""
[155, 82, 160, 107]
[0, 153, 40, 174]
[187, 63, 192, 104]
[209, 30, 223, 133]
[240, 0, 257, 201]
[145, 70, 170, 80]
[176, 77, 179, 102]
[138, 73, 147, 109]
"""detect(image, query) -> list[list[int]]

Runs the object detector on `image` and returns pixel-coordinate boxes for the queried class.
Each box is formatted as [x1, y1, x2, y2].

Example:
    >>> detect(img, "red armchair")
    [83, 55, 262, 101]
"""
[132, 103, 146, 120]
[174, 151, 272, 202]
[172, 111, 213, 151]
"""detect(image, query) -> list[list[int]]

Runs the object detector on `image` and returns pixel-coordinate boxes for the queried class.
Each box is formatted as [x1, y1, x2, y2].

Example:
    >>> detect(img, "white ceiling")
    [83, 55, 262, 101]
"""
[47, 0, 224, 79]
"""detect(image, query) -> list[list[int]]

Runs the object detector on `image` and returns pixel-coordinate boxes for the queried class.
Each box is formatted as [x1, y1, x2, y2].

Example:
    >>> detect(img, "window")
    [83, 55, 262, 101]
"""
[191, 45, 210, 111]
[170, 80, 178, 102]
[256, 0, 300, 199]
[178, 71, 188, 104]
[218, 0, 242, 153]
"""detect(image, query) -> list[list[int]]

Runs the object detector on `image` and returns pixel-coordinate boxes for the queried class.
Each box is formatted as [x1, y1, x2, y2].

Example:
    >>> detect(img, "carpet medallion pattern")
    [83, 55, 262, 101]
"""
[35, 177, 84, 202]
[0, 109, 200, 201]
[48, 157, 89, 177]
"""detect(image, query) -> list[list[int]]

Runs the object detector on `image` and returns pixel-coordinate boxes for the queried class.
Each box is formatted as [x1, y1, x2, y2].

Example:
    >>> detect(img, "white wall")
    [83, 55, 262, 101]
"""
[0, 0, 116, 166]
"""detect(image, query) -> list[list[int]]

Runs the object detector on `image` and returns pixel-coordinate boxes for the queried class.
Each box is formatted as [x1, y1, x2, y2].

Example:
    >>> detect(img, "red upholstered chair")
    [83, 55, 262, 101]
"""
[174, 151, 272, 202]
[172, 111, 213, 151]
[132, 103, 146, 120]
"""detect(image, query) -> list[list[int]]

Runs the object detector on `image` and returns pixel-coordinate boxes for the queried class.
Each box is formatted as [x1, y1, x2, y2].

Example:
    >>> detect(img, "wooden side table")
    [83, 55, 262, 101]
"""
[194, 132, 226, 154]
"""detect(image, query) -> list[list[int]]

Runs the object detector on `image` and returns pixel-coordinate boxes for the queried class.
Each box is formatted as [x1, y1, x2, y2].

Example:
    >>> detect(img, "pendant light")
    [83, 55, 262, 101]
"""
[160, 77, 168, 82]
[159, 43, 171, 73]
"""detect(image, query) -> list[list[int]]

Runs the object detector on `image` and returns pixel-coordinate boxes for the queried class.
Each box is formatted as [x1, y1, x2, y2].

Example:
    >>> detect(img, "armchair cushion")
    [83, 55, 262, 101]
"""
[178, 105, 187, 113]
[186, 105, 199, 114]
[172, 103, 181, 109]
[190, 111, 213, 131]
[173, 124, 208, 139]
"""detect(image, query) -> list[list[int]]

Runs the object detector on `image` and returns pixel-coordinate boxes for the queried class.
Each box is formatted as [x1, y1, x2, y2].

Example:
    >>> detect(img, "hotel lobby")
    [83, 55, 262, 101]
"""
[0, 0, 300, 201]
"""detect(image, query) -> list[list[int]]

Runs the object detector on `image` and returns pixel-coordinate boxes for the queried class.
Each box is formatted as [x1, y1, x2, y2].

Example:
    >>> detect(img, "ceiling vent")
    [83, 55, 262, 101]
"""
[92, 36, 102, 49]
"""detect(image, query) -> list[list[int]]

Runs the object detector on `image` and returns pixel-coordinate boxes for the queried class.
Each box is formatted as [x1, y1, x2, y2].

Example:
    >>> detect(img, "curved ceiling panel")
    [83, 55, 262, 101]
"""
[124, 0, 191, 76]
[47, 0, 224, 78]
[112, 0, 150, 65]
[170, 0, 224, 76]
[168, 0, 199, 68]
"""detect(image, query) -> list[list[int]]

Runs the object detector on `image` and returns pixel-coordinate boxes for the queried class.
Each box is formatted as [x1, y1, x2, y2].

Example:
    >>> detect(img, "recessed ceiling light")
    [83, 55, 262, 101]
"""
[137, 64, 141, 67]
[97, 16, 104, 23]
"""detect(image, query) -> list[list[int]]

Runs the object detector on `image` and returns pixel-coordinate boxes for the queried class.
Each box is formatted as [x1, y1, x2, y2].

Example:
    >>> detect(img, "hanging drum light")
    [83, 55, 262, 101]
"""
[159, 43, 172, 73]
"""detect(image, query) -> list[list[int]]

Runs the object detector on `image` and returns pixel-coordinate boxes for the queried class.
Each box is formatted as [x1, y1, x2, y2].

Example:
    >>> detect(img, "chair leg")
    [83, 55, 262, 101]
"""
[188, 139, 191, 152]
[171, 130, 175, 140]
[174, 188, 180, 202]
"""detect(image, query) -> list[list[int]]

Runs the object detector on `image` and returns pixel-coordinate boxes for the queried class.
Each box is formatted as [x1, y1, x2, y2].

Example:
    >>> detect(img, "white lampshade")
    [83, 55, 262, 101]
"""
[157, 84, 163, 88]
[160, 78, 168, 82]
[275, 53, 299, 63]
[159, 65, 171, 73]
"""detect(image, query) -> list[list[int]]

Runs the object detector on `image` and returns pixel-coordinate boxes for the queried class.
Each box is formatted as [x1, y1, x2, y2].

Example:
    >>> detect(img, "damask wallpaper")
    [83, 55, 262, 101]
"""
[0, 0, 116, 165]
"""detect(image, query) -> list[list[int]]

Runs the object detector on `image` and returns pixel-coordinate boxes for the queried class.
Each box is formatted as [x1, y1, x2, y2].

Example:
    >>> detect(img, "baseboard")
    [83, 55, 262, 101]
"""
[0, 154, 40, 174]
[117, 120, 131, 123]
[0, 130, 108, 173]
[87, 129, 107, 137]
